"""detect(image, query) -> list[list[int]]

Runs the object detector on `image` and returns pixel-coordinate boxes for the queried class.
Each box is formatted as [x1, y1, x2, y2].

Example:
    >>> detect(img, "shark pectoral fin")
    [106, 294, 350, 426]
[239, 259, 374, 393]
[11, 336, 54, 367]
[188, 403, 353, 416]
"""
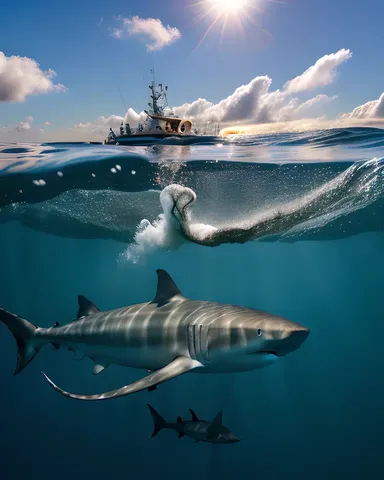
[93, 364, 108, 375]
[41, 356, 203, 401]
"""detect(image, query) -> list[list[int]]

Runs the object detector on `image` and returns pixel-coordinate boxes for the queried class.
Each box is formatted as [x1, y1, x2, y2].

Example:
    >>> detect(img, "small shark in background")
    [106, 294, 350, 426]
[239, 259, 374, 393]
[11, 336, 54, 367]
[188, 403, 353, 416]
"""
[147, 405, 240, 444]
[0, 269, 310, 401]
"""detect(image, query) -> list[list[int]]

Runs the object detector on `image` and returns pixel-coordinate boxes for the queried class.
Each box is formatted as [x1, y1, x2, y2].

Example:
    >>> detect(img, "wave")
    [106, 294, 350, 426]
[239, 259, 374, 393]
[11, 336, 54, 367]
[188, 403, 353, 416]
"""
[123, 158, 384, 262]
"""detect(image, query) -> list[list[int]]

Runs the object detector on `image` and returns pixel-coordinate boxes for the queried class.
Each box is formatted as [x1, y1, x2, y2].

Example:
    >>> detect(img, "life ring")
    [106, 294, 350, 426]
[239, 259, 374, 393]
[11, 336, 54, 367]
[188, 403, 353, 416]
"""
[178, 120, 192, 134]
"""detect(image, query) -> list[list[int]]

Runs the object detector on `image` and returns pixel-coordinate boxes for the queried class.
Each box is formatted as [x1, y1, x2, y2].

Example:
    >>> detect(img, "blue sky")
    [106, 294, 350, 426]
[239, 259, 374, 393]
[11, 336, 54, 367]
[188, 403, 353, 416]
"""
[1, 0, 384, 140]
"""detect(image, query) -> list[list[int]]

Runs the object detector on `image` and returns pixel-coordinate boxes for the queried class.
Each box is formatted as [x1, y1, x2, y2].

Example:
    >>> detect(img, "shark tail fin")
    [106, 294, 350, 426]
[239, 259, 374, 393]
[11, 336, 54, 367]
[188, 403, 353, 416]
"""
[147, 404, 167, 438]
[0, 307, 41, 375]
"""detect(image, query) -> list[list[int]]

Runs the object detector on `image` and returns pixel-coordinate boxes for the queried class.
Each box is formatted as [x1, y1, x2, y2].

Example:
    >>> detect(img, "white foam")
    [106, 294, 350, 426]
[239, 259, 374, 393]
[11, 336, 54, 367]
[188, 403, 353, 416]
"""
[122, 158, 384, 262]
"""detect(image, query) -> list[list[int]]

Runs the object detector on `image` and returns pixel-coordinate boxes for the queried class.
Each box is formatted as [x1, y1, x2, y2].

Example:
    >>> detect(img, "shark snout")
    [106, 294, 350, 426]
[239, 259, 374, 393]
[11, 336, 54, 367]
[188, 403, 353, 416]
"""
[261, 325, 310, 357]
[280, 326, 310, 356]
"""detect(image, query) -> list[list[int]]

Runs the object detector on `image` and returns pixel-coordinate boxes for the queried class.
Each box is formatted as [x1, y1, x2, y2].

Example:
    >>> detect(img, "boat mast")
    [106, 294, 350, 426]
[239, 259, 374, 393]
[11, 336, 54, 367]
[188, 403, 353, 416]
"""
[148, 66, 169, 116]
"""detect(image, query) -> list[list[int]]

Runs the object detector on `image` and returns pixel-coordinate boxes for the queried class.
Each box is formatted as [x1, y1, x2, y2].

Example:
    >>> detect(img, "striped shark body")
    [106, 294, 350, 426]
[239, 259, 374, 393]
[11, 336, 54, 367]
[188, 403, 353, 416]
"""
[0, 269, 310, 401]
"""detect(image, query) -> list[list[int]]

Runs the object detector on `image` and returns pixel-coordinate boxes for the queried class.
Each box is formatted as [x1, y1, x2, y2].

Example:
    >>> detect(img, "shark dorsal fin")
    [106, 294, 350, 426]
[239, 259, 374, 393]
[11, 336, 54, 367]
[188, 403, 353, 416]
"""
[77, 295, 100, 319]
[177, 416, 183, 423]
[151, 270, 184, 307]
[206, 410, 223, 440]
[190, 409, 199, 421]
[212, 410, 223, 426]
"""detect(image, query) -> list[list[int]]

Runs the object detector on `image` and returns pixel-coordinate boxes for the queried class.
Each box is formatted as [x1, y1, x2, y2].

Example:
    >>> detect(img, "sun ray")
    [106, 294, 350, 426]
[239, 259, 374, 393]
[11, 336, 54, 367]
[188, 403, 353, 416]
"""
[194, 14, 223, 51]
[190, 0, 279, 48]
[220, 15, 229, 44]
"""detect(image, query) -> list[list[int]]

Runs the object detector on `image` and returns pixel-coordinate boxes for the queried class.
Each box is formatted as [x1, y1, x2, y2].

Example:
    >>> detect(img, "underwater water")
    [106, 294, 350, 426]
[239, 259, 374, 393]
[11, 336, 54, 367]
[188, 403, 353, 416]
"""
[0, 127, 384, 479]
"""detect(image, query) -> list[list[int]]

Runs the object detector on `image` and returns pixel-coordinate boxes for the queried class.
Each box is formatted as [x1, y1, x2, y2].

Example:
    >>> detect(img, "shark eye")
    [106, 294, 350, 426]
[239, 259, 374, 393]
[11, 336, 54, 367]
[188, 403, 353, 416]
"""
[257, 328, 263, 337]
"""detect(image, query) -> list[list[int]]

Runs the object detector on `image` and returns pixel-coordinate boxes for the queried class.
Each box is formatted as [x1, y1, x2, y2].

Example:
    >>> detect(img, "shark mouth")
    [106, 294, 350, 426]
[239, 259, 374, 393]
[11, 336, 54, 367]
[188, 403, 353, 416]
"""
[247, 350, 280, 357]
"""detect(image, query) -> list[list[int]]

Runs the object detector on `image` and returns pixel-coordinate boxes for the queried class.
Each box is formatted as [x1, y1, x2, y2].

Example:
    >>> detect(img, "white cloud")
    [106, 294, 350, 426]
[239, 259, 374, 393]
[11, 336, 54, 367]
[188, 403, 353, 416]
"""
[169, 78, 337, 126]
[284, 49, 352, 93]
[44, 121, 50, 125]
[339, 92, 384, 119]
[0, 52, 66, 102]
[113, 16, 181, 51]
[16, 116, 33, 132]
[73, 115, 124, 130]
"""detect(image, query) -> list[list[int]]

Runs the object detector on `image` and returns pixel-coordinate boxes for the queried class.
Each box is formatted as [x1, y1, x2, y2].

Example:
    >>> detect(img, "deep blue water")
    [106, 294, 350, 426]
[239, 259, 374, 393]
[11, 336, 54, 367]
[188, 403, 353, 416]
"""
[1, 127, 384, 479]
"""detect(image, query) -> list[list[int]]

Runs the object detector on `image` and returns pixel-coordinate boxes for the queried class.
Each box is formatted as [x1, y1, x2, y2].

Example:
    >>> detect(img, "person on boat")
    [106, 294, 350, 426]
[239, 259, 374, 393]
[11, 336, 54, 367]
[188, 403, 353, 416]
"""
[120, 123, 124, 136]
[125, 124, 131, 135]
[109, 127, 116, 140]
[165, 121, 172, 133]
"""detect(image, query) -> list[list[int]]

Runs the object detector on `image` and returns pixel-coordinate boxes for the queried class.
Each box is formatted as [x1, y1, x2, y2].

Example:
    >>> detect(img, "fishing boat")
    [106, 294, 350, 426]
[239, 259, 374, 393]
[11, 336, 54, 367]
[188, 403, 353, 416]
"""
[104, 81, 219, 145]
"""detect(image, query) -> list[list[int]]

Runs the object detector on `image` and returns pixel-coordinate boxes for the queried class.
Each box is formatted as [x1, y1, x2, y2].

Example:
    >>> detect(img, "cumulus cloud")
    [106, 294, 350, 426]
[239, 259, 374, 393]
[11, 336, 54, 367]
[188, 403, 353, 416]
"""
[0, 52, 66, 102]
[284, 49, 352, 93]
[169, 78, 337, 126]
[16, 116, 33, 132]
[339, 92, 384, 119]
[73, 115, 124, 130]
[112, 16, 181, 51]
[164, 50, 353, 126]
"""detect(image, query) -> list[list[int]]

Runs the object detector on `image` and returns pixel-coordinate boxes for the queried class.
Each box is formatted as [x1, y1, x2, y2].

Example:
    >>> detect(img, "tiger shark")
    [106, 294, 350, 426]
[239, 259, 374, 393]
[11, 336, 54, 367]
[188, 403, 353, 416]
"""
[0, 269, 310, 401]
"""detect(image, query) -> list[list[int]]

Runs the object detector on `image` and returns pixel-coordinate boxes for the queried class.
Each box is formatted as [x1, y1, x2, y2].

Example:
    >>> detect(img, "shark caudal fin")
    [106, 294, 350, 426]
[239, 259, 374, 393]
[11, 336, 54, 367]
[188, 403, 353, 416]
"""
[147, 404, 167, 438]
[0, 307, 41, 375]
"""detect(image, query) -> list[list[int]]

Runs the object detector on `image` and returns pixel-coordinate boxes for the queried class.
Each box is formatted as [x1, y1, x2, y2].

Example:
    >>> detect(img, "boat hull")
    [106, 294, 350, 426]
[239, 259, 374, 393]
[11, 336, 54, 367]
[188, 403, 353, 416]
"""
[104, 134, 220, 146]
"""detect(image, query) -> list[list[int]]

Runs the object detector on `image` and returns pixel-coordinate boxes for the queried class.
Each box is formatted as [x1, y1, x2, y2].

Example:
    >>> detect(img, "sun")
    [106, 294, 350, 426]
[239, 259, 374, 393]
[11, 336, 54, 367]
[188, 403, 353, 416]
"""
[192, 0, 266, 48]
[210, 0, 249, 13]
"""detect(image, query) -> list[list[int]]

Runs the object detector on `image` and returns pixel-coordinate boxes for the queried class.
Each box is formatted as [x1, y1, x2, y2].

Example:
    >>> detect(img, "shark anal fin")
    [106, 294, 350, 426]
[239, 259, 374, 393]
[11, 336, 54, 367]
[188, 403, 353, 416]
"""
[190, 409, 199, 421]
[151, 270, 184, 307]
[77, 295, 100, 319]
[41, 356, 203, 401]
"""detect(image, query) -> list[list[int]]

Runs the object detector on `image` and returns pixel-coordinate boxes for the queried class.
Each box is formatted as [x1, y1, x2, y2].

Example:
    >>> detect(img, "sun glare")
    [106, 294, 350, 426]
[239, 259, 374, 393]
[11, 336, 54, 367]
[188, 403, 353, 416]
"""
[211, 0, 248, 13]
[191, 0, 268, 49]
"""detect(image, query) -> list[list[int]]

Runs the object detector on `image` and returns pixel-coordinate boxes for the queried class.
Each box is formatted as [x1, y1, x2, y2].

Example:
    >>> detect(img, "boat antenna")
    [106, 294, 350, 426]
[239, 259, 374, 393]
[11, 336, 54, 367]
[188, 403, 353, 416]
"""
[117, 84, 128, 113]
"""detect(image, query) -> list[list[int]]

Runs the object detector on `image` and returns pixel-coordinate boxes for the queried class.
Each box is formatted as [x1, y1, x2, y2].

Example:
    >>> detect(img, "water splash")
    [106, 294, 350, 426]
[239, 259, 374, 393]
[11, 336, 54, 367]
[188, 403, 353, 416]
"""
[123, 158, 384, 261]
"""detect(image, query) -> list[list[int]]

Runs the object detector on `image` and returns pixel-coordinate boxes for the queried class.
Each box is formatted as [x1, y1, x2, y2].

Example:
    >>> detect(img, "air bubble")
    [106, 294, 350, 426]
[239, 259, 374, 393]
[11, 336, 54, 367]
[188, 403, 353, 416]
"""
[32, 179, 46, 186]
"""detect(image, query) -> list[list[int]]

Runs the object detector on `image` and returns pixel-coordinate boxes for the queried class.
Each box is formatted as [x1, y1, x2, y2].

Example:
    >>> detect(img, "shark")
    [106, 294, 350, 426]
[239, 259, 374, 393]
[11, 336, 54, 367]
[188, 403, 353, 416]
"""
[0, 269, 310, 401]
[147, 405, 240, 444]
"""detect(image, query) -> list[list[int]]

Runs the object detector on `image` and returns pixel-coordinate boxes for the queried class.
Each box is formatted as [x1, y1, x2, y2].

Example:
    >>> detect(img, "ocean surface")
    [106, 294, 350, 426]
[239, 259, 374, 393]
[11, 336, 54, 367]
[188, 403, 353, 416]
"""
[0, 127, 383, 479]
